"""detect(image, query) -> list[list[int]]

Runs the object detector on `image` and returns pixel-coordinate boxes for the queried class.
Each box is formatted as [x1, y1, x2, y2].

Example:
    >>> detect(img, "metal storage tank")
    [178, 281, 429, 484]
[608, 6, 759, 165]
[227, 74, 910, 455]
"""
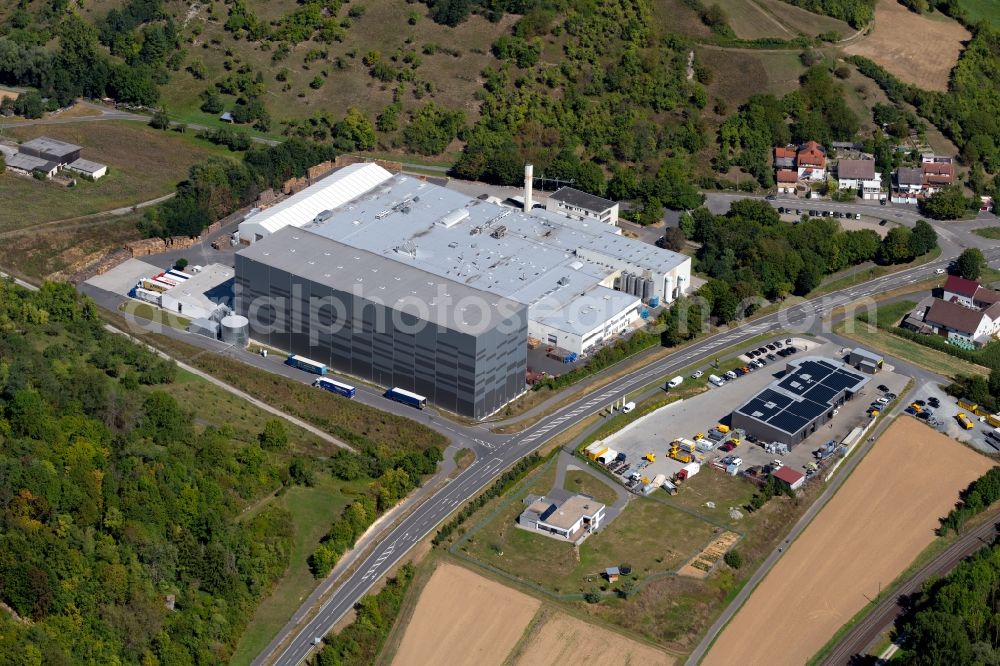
[625, 273, 635, 295]
[631, 274, 642, 297]
[220, 314, 250, 346]
[613, 275, 621, 290]
[642, 278, 653, 301]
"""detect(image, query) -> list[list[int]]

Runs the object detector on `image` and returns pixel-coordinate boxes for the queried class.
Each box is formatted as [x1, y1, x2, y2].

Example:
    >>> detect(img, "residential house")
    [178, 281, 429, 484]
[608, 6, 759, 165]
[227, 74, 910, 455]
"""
[922, 161, 955, 194]
[923, 298, 1000, 348]
[837, 159, 882, 200]
[517, 493, 606, 543]
[796, 141, 827, 181]
[942, 275, 1000, 309]
[776, 169, 798, 194]
[892, 166, 923, 204]
[774, 146, 796, 169]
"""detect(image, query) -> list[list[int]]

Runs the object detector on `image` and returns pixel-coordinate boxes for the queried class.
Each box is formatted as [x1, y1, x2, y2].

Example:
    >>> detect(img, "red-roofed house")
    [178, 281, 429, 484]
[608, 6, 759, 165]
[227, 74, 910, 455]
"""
[776, 169, 798, 194]
[773, 466, 805, 491]
[774, 147, 796, 169]
[923, 298, 1000, 347]
[922, 162, 955, 194]
[797, 141, 827, 181]
[943, 275, 983, 307]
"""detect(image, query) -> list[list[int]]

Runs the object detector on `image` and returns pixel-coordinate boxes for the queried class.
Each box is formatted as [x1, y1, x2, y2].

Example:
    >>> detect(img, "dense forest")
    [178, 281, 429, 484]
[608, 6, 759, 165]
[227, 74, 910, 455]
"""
[0, 280, 443, 663]
[898, 543, 1000, 663]
[778, 0, 873, 27]
[677, 200, 938, 324]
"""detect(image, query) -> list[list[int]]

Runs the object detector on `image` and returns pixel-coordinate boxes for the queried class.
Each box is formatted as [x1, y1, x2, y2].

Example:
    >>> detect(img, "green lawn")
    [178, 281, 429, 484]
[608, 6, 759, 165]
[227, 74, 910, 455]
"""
[0, 121, 232, 231]
[230, 475, 370, 666]
[834, 318, 990, 378]
[562, 470, 620, 507]
[958, 0, 1000, 27]
[462, 482, 718, 595]
[973, 226, 1000, 240]
[656, 468, 759, 530]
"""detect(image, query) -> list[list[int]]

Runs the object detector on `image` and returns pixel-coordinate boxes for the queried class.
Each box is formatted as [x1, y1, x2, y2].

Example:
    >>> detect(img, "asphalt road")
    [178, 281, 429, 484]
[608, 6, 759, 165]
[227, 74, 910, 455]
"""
[820, 513, 1000, 665]
[261, 245, 1000, 666]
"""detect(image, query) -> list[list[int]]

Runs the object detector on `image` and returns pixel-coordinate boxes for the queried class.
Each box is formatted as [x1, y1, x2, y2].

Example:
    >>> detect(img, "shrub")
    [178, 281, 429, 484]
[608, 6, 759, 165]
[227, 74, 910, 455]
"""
[724, 550, 743, 569]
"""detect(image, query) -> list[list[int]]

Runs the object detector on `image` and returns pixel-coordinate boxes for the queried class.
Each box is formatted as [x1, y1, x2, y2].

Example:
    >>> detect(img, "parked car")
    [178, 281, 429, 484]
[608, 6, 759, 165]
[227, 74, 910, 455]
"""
[757, 346, 768, 354]
[934, 268, 946, 275]
[725, 370, 738, 380]
[914, 399, 926, 406]
[765, 194, 776, 201]
[766, 343, 776, 351]
[691, 370, 704, 379]
[854, 212, 862, 219]
[928, 397, 941, 408]
[767, 353, 777, 361]
[774, 340, 783, 348]
[877, 384, 889, 392]
[879, 219, 889, 226]
[785, 338, 792, 344]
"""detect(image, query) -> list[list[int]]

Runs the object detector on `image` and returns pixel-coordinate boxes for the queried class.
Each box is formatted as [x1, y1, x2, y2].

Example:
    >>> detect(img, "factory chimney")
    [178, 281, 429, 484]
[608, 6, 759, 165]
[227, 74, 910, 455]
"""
[524, 163, 534, 211]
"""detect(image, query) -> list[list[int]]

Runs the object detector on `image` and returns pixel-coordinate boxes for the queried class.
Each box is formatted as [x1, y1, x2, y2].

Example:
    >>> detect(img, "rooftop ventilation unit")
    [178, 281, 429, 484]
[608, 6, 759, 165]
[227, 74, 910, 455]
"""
[437, 208, 470, 228]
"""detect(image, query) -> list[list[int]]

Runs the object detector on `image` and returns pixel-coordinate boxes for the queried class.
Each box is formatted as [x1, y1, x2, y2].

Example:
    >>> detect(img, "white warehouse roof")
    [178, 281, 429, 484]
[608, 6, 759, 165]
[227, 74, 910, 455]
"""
[239, 162, 393, 240]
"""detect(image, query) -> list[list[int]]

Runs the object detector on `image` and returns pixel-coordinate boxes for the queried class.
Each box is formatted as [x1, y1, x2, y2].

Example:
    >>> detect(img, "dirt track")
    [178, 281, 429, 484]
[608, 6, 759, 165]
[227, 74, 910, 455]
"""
[514, 612, 674, 666]
[845, 0, 969, 91]
[704, 418, 993, 666]
[391, 563, 539, 666]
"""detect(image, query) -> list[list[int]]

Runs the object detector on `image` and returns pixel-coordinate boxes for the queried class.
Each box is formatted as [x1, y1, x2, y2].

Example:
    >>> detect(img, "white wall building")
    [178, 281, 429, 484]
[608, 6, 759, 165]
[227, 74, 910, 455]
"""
[238, 162, 393, 243]
[545, 186, 619, 226]
[837, 159, 882, 200]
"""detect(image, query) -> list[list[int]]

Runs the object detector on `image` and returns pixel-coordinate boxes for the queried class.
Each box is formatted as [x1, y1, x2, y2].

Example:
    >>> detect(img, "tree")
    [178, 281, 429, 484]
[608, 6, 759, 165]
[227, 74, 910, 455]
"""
[258, 418, 289, 450]
[877, 226, 914, 264]
[909, 219, 938, 257]
[173, 258, 189, 271]
[920, 185, 969, 220]
[955, 248, 986, 280]
[661, 227, 686, 251]
[402, 103, 464, 156]
[149, 109, 170, 130]
[200, 91, 224, 114]
[332, 107, 377, 152]
[723, 550, 743, 569]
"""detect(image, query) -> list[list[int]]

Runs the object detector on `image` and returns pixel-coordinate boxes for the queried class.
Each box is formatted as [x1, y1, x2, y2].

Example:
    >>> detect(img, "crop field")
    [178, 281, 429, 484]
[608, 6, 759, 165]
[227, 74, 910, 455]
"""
[704, 418, 993, 666]
[697, 47, 805, 107]
[391, 563, 540, 666]
[712, 0, 795, 39]
[0, 121, 228, 231]
[755, 0, 852, 36]
[510, 609, 674, 666]
[958, 0, 1000, 27]
[844, 0, 969, 91]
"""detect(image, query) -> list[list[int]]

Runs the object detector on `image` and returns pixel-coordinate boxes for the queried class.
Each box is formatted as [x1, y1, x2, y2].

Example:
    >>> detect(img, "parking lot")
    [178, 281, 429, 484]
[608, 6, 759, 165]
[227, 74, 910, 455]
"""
[593, 336, 911, 487]
[906, 381, 1000, 455]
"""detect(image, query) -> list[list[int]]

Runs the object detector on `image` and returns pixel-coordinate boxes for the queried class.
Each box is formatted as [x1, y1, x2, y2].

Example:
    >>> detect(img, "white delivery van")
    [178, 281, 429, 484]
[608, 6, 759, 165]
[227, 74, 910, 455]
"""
[667, 376, 684, 389]
[708, 374, 725, 387]
[622, 401, 636, 413]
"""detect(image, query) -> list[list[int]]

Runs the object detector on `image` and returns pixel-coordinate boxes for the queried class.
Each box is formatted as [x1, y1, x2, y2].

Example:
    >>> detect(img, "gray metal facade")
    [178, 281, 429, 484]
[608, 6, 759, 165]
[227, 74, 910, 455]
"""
[235, 252, 527, 418]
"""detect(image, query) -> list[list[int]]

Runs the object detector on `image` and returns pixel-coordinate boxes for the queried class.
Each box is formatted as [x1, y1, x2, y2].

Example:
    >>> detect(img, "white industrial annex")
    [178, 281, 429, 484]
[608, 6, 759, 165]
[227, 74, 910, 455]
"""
[238, 163, 691, 355]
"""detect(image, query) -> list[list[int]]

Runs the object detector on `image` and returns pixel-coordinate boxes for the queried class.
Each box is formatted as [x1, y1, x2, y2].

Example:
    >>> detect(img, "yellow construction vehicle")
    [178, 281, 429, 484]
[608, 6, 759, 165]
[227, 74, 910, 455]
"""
[957, 413, 974, 430]
[668, 439, 694, 464]
[717, 424, 730, 434]
[644, 452, 656, 463]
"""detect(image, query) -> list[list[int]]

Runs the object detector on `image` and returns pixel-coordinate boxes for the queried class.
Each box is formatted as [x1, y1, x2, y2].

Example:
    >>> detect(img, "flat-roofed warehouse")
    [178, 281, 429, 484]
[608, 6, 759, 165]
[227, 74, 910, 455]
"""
[235, 229, 528, 418]
[235, 164, 691, 415]
[731, 357, 869, 445]
[238, 165, 690, 356]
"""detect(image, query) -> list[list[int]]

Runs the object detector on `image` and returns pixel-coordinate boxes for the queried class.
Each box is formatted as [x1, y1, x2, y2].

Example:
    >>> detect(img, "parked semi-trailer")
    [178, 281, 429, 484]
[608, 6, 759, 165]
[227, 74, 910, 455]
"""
[385, 387, 427, 409]
[286, 354, 328, 375]
[313, 377, 356, 398]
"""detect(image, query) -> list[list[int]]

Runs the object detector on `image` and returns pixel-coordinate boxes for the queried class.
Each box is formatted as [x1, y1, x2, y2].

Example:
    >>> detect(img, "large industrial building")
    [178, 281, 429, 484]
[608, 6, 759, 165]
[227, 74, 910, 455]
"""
[731, 357, 869, 445]
[235, 163, 691, 417]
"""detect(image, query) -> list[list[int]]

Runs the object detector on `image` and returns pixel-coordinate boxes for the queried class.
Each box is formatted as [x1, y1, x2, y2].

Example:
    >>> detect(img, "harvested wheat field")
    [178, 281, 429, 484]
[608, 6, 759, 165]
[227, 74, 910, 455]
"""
[845, 0, 969, 91]
[704, 417, 993, 666]
[513, 611, 674, 666]
[392, 563, 540, 666]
